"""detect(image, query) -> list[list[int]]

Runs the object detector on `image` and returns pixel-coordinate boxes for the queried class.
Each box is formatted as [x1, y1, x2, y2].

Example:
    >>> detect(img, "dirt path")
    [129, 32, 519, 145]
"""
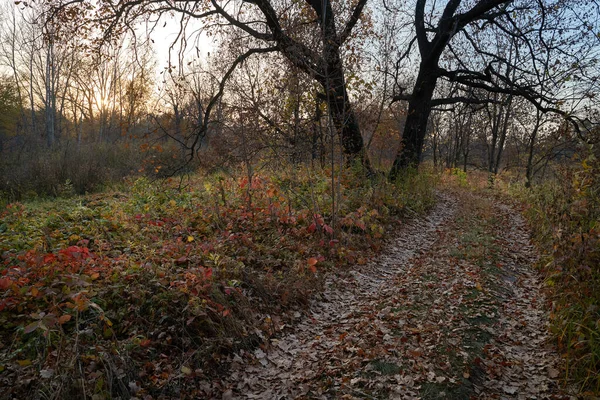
[220, 190, 563, 399]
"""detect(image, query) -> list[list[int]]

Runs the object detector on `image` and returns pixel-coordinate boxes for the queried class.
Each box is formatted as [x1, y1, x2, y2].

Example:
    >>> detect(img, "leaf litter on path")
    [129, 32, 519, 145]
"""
[213, 190, 566, 399]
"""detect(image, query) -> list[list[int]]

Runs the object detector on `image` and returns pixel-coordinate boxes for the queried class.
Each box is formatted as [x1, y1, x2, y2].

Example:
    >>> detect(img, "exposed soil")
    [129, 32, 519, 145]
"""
[217, 189, 564, 399]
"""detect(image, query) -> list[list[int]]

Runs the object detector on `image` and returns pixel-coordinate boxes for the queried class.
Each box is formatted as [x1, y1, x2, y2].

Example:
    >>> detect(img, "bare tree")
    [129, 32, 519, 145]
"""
[49, 0, 373, 164]
[388, 0, 600, 177]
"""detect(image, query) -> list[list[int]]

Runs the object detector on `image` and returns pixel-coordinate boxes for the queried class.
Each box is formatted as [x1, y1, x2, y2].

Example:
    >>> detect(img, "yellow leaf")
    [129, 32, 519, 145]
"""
[187, 236, 194, 243]
[476, 282, 483, 291]
[181, 366, 192, 375]
[169, 200, 176, 207]
[17, 359, 32, 367]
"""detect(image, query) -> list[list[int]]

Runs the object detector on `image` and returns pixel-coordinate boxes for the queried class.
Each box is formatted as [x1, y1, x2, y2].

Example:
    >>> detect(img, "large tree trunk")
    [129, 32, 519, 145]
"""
[322, 70, 363, 157]
[316, 0, 364, 161]
[390, 66, 438, 177]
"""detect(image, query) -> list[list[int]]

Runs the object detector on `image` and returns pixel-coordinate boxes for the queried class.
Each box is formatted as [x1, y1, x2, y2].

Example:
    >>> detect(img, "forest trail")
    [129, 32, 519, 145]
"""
[220, 189, 564, 399]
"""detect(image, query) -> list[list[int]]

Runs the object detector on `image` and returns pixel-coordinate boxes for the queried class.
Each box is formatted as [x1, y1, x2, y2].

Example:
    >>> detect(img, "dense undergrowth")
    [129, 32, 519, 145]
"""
[0, 141, 190, 203]
[503, 151, 600, 396]
[0, 164, 436, 399]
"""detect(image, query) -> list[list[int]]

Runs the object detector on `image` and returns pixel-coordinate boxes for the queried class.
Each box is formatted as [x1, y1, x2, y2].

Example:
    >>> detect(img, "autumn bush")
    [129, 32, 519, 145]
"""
[0, 163, 436, 399]
[506, 145, 600, 395]
[0, 140, 186, 202]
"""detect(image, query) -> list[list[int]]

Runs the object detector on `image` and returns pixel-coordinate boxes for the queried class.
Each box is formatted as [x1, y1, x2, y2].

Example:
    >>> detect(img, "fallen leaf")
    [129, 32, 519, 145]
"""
[181, 366, 192, 375]
[40, 369, 54, 378]
[503, 385, 518, 394]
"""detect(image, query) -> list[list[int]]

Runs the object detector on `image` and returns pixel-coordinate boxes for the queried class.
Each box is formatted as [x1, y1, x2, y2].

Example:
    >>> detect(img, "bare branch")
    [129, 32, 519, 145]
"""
[188, 46, 279, 158]
[339, 0, 369, 45]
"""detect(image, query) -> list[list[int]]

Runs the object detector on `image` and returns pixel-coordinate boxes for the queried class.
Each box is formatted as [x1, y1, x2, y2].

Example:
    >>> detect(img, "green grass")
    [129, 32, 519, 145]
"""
[370, 359, 402, 375]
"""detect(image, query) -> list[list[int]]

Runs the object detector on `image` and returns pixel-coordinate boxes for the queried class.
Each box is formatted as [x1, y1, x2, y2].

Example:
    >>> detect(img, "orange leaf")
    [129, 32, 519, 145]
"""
[307, 257, 318, 266]
[140, 338, 152, 347]
[90, 272, 100, 280]
[58, 315, 72, 324]
[309, 265, 317, 274]
[408, 349, 423, 358]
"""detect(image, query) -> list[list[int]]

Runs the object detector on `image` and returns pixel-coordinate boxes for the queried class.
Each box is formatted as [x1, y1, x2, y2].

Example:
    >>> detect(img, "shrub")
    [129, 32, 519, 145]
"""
[0, 141, 190, 202]
[508, 147, 600, 395]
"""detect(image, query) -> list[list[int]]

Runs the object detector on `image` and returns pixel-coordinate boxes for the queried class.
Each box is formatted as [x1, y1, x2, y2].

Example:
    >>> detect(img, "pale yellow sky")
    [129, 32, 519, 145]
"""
[145, 15, 214, 72]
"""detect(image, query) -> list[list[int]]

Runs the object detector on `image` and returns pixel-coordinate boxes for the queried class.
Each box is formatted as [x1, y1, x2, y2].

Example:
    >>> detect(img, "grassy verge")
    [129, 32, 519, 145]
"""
[418, 182, 505, 399]
[0, 164, 436, 399]
[456, 158, 599, 396]
[501, 158, 600, 395]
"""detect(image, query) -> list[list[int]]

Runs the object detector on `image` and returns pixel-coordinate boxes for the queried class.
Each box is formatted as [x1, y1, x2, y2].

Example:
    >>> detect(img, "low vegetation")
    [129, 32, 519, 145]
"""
[0, 164, 436, 399]
[503, 147, 600, 395]
[448, 151, 600, 396]
[0, 141, 191, 203]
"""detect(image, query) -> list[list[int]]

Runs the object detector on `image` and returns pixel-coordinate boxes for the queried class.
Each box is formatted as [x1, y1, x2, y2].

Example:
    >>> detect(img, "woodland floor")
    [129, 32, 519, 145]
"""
[213, 188, 566, 399]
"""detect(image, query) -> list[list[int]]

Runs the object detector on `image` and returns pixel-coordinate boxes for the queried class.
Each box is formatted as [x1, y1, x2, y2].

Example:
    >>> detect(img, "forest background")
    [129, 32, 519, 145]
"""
[0, 0, 599, 397]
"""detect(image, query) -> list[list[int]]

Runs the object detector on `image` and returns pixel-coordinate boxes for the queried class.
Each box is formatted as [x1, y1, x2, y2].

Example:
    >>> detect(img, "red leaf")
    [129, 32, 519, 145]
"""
[307, 223, 317, 233]
[323, 224, 334, 235]
[0, 278, 12, 290]
[43, 254, 56, 264]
